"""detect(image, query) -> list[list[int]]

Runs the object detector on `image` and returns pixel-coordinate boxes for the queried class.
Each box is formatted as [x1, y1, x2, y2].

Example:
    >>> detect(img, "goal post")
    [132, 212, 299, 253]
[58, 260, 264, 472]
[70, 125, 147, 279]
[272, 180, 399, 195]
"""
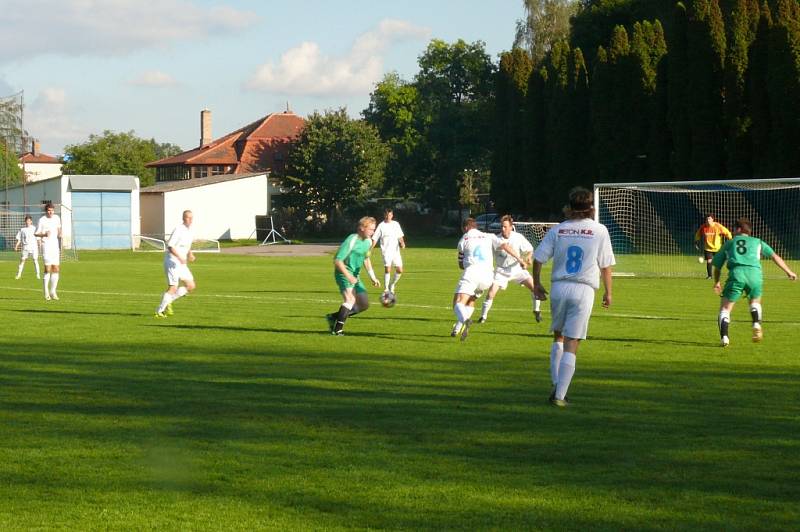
[513, 222, 558, 248]
[594, 178, 800, 278]
[0, 204, 78, 262]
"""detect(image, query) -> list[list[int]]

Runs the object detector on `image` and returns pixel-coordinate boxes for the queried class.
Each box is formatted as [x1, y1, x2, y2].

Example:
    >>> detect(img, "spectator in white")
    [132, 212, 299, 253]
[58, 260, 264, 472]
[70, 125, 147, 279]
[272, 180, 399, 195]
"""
[35, 204, 62, 300]
[15, 215, 41, 280]
[155, 210, 196, 317]
[372, 207, 406, 294]
[533, 187, 615, 408]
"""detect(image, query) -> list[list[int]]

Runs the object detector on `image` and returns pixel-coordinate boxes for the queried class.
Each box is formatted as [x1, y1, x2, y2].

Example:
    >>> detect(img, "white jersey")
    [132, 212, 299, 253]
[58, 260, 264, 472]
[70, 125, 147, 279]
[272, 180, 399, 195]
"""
[16, 226, 38, 251]
[36, 214, 61, 246]
[494, 231, 532, 271]
[457, 228, 498, 270]
[165, 223, 193, 263]
[534, 218, 615, 290]
[372, 220, 404, 255]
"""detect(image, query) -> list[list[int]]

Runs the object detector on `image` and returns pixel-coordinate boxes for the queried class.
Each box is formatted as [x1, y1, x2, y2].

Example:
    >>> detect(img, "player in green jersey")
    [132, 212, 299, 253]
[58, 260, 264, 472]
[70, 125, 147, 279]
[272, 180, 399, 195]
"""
[712, 217, 796, 347]
[327, 216, 381, 335]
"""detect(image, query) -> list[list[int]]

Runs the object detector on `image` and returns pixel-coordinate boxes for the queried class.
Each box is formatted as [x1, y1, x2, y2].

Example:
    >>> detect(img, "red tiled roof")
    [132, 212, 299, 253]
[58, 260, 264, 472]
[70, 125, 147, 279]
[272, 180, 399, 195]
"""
[147, 111, 305, 172]
[19, 152, 60, 164]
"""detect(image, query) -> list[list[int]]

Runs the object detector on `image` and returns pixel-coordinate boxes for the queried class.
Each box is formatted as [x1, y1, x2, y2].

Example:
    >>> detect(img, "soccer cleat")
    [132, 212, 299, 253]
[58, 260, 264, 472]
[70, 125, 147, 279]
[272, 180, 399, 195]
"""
[450, 323, 463, 338]
[154, 311, 168, 318]
[325, 313, 336, 332]
[549, 397, 569, 408]
[165, 303, 174, 316]
[460, 319, 472, 341]
[752, 324, 763, 343]
[534, 310, 542, 323]
[44, 294, 51, 301]
[15, 275, 20, 280]
[721, 335, 730, 347]
[50, 293, 59, 301]
[477, 317, 486, 324]
[331, 329, 344, 336]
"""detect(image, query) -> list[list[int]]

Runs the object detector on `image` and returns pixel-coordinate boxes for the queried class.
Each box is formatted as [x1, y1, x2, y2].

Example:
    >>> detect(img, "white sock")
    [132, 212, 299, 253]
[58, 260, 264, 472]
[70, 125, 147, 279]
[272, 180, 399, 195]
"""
[174, 286, 188, 300]
[50, 273, 59, 294]
[157, 292, 174, 313]
[391, 272, 401, 291]
[17, 262, 24, 277]
[550, 341, 564, 385]
[533, 293, 541, 312]
[480, 298, 494, 319]
[463, 304, 475, 321]
[556, 351, 576, 400]
[43, 273, 50, 296]
[454, 303, 467, 322]
[34, 260, 40, 277]
[384, 272, 390, 288]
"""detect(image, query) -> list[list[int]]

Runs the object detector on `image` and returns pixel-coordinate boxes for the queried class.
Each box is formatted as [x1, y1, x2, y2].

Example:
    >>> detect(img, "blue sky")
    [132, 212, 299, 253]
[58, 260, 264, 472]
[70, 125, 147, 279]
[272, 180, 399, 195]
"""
[0, 0, 524, 155]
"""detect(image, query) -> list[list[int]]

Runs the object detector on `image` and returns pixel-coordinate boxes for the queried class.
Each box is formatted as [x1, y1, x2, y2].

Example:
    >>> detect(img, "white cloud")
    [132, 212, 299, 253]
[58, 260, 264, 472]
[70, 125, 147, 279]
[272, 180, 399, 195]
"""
[244, 19, 430, 96]
[25, 87, 90, 153]
[128, 70, 179, 88]
[0, 0, 257, 63]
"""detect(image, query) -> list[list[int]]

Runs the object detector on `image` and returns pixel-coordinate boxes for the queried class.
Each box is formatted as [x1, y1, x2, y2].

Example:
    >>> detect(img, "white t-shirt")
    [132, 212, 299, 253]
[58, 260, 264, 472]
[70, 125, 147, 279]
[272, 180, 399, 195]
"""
[16, 226, 38, 251]
[36, 214, 61, 247]
[165, 223, 194, 262]
[495, 231, 532, 271]
[534, 218, 615, 290]
[457, 228, 498, 270]
[372, 220, 404, 255]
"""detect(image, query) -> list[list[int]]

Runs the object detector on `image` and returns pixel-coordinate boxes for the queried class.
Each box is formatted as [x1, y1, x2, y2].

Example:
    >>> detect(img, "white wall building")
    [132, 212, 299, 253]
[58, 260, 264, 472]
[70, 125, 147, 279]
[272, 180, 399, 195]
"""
[18, 141, 63, 183]
[1, 174, 140, 249]
[139, 171, 269, 240]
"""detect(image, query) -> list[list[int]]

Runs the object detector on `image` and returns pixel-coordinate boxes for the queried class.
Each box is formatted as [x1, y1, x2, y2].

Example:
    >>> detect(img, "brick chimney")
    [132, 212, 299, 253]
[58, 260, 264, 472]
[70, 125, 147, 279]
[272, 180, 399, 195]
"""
[200, 109, 212, 147]
[32, 139, 40, 156]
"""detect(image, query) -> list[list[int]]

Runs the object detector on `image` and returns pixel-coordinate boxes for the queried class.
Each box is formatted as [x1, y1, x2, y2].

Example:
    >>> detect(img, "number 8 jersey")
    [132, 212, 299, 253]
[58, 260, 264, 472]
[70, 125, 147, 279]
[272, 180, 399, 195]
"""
[534, 218, 615, 290]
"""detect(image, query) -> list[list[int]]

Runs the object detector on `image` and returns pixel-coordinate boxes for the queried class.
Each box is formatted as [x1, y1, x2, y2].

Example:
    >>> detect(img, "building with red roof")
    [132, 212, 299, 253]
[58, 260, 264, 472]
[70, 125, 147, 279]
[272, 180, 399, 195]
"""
[146, 109, 305, 182]
[18, 140, 63, 182]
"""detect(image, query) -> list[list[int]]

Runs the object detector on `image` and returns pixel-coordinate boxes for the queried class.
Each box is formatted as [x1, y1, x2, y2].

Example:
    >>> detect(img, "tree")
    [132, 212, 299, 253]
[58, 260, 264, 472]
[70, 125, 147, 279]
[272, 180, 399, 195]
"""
[363, 72, 425, 198]
[1, 142, 24, 188]
[286, 108, 388, 225]
[414, 39, 496, 208]
[514, 0, 579, 63]
[62, 130, 179, 187]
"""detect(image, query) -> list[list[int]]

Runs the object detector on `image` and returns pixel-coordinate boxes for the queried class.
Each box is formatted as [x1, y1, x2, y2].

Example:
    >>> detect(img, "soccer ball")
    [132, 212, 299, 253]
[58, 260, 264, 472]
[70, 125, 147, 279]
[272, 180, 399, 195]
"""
[698, 256, 705, 264]
[380, 291, 396, 308]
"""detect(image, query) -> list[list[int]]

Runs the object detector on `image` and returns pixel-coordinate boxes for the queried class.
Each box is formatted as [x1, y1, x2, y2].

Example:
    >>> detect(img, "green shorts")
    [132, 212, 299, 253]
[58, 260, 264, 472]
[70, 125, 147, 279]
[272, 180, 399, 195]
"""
[722, 267, 763, 302]
[334, 271, 366, 294]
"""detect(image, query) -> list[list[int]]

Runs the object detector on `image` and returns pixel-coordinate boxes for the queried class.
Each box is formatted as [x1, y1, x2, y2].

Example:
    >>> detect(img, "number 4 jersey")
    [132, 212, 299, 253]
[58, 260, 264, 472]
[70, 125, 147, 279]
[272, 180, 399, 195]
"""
[534, 218, 616, 290]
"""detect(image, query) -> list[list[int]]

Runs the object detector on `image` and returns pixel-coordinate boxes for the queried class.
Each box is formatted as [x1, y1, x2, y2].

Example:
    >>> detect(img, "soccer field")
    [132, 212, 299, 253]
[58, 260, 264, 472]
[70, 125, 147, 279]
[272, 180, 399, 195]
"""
[0, 244, 798, 530]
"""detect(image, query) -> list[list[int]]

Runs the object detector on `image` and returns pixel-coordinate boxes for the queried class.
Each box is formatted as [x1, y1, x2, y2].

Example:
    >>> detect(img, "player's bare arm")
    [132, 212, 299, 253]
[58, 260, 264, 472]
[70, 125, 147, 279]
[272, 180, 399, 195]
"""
[399, 236, 406, 249]
[601, 266, 613, 308]
[532, 260, 548, 300]
[499, 243, 525, 266]
[169, 246, 184, 264]
[771, 253, 797, 280]
[713, 266, 723, 294]
[364, 257, 380, 287]
[333, 258, 357, 285]
[188, 250, 196, 263]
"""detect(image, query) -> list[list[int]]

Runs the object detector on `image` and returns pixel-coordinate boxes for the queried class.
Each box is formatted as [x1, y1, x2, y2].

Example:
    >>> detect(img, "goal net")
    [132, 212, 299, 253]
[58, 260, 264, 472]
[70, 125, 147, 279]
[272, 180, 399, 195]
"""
[595, 179, 800, 278]
[132, 234, 220, 253]
[514, 222, 558, 248]
[0, 204, 79, 262]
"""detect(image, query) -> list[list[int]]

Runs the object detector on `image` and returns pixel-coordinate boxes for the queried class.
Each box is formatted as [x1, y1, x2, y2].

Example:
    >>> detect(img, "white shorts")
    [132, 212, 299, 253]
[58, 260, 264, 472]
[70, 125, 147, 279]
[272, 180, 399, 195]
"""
[492, 267, 532, 290]
[549, 281, 596, 340]
[382, 250, 403, 268]
[21, 248, 38, 260]
[42, 242, 60, 266]
[454, 266, 493, 297]
[164, 259, 194, 286]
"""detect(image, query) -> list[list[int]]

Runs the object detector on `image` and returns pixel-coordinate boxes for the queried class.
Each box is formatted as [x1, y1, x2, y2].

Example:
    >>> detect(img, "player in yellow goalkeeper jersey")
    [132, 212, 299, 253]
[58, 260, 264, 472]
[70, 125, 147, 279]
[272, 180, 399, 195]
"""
[695, 214, 732, 279]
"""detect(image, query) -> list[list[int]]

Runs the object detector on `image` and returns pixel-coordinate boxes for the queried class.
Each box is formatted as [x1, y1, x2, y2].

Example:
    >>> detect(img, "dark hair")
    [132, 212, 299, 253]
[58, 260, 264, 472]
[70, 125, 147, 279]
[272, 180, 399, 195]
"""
[705, 213, 715, 221]
[45, 203, 54, 210]
[24, 215, 32, 222]
[500, 214, 513, 224]
[735, 217, 752, 235]
[564, 187, 593, 217]
[384, 207, 393, 214]
[463, 217, 477, 230]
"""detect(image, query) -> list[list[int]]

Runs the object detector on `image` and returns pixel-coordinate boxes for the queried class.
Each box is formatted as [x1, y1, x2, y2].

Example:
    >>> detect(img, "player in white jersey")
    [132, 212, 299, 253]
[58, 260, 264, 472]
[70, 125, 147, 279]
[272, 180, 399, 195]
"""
[451, 217, 526, 340]
[155, 210, 196, 317]
[15, 215, 41, 280]
[371, 208, 406, 294]
[533, 187, 615, 407]
[478, 215, 542, 324]
[35, 204, 62, 300]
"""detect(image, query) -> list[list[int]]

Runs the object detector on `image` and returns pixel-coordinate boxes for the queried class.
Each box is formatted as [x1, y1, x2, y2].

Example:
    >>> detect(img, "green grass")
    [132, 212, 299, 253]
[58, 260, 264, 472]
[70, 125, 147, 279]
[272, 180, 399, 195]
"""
[0, 245, 798, 530]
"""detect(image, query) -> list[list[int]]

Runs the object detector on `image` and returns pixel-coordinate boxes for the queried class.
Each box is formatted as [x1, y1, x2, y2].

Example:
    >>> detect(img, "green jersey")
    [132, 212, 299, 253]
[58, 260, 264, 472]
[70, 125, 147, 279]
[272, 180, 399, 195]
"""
[712, 234, 774, 271]
[335, 233, 372, 276]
